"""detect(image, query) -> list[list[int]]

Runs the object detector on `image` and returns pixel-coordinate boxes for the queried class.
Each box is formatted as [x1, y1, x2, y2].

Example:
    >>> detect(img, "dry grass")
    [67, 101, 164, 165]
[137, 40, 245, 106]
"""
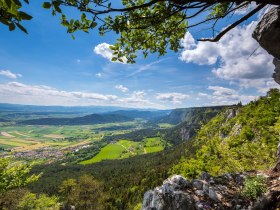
[0, 132, 15, 138]
[43, 134, 65, 139]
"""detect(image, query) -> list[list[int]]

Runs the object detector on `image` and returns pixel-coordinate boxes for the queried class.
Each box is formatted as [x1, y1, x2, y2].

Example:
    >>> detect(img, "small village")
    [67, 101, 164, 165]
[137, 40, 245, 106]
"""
[0, 144, 91, 162]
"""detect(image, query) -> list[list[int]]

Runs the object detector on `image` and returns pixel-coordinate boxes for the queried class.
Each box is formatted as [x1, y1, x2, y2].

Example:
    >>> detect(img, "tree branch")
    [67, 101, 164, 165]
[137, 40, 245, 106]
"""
[185, 2, 249, 29]
[198, 3, 266, 42]
[59, 0, 280, 16]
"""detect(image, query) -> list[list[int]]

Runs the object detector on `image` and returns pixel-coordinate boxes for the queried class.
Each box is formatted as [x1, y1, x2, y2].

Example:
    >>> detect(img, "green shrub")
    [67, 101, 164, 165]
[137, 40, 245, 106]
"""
[242, 175, 267, 199]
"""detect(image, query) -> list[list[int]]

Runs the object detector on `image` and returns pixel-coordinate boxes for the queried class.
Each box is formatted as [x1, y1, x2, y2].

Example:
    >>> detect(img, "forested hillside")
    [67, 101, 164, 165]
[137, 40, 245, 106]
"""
[28, 141, 193, 209]
[171, 89, 280, 178]
[107, 110, 170, 120]
[160, 106, 230, 145]
[152, 106, 226, 125]
[18, 113, 132, 125]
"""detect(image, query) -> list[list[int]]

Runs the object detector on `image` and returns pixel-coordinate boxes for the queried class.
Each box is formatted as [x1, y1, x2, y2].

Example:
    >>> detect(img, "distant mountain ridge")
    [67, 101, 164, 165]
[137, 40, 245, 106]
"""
[160, 106, 231, 145]
[151, 106, 228, 125]
[0, 103, 157, 113]
[106, 110, 170, 120]
[18, 113, 132, 125]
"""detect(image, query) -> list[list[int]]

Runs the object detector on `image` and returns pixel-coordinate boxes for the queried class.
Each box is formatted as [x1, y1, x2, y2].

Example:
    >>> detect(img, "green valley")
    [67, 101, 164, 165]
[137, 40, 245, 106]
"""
[1, 90, 280, 209]
[81, 137, 165, 164]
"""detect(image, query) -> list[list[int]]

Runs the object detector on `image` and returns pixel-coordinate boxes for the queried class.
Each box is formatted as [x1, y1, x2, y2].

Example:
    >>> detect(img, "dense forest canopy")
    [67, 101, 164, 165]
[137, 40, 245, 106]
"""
[1, 0, 279, 63]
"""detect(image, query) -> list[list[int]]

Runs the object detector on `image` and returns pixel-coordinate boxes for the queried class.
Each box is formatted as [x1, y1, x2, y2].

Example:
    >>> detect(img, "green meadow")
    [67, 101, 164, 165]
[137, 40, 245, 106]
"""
[80, 137, 165, 164]
[158, 123, 174, 128]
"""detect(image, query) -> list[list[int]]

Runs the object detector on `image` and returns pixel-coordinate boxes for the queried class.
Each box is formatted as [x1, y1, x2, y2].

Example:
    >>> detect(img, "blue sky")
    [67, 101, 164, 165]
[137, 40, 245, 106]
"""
[0, 2, 278, 109]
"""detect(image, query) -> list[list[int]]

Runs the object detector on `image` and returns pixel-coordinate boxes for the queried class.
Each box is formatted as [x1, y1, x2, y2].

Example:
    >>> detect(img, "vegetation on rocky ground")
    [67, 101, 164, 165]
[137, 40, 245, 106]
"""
[242, 175, 267, 199]
[171, 89, 280, 178]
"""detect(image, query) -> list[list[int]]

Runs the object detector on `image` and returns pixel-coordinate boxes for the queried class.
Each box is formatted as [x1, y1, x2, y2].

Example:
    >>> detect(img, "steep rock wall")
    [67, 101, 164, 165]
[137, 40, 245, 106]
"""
[253, 6, 280, 85]
[253, 6, 280, 171]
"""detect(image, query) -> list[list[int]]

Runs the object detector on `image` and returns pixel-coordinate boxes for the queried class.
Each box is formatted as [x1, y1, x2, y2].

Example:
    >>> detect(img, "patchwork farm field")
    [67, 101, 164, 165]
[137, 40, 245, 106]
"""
[0, 118, 167, 164]
[80, 137, 165, 164]
[0, 121, 138, 152]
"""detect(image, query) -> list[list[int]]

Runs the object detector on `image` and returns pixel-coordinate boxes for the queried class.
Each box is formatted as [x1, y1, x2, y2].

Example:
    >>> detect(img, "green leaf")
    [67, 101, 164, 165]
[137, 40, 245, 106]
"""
[9, 23, 15, 31]
[5, 0, 12, 8]
[13, 0, 22, 6]
[53, 3, 62, 13]
[19, 11, 32, 20]
[81, 13, 86, 22]
[111, 57, 117, 61]
[42, 2, 51, 9]
[90, 22, 97, 28]
[0, 18, 10, 26]
[15, 22, 28, 33]
[109, 45, 116, 50]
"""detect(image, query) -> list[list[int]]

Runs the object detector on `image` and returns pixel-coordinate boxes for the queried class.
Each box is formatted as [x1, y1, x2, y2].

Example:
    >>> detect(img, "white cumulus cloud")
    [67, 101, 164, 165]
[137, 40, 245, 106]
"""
[0, 82, 166, 109]
[0, 70, 22, 79]
[180, 33, 219, 65]
[115, 85, 129, 92]
[94, 43, 127, 63]
[180, 22, 277, 92]
[0, 82, 118, 106]
[207, 86, 258, 105]
[156, 92, 190, 104]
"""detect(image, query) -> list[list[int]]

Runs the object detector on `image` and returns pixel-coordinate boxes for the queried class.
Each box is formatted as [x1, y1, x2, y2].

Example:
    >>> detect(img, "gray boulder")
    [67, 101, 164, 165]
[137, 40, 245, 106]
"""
[142, 175, 195, 210]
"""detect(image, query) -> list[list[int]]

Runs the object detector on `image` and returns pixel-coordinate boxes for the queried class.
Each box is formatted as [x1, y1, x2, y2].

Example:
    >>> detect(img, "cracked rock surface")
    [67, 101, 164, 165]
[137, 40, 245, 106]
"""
[142, 172, 280, 210]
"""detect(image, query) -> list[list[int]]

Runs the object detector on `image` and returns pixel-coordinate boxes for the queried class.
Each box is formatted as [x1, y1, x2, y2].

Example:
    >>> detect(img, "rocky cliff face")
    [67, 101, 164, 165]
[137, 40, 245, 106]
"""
[273, 58, 280, 87]
[253, 6, 280, 85]
[142, 173, 280, 210]
[161, 106, 227, 145]
[253, 6, 280, 172]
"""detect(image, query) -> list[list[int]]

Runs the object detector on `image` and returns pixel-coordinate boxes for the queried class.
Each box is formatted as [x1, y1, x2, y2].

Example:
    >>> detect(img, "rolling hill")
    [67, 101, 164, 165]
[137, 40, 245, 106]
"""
[106, 110, 170, 120]
[18, 113, 132, 125]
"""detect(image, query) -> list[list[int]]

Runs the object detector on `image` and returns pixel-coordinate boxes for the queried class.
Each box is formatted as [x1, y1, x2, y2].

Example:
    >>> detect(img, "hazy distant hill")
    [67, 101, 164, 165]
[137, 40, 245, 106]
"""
[0, 118, 9, 122]
[107, 110, 170, 120]
[152, 106, 227, 125]
[0, 103, 141, 113]
[18, 113, 132, 125]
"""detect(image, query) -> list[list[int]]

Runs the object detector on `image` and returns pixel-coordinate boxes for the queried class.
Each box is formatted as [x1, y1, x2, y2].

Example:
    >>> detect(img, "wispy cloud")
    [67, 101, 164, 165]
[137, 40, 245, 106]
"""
[128, 59, 169, 77]
[95, 72, 103, 78]
[0, 70, 22, 79]
[115, 84, 129, 92]
[156, 92, 190, 104]
[0, 82, 165, 108]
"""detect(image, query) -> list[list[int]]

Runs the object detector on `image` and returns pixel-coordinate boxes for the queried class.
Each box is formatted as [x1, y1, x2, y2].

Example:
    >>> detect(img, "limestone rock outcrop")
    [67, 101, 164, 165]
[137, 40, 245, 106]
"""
[252, 7, 280, 60]
[253, 6, 280, 86]
[142, 175, 195, 210]
[142, 172, 280, 210]
[273, 58, 280, 86]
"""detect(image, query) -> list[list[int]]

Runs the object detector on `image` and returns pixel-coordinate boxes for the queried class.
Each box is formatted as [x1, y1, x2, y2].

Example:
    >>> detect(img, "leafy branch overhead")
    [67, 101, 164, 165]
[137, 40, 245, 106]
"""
[0, 0, 32, 33]
[1, 0, 279, 63]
